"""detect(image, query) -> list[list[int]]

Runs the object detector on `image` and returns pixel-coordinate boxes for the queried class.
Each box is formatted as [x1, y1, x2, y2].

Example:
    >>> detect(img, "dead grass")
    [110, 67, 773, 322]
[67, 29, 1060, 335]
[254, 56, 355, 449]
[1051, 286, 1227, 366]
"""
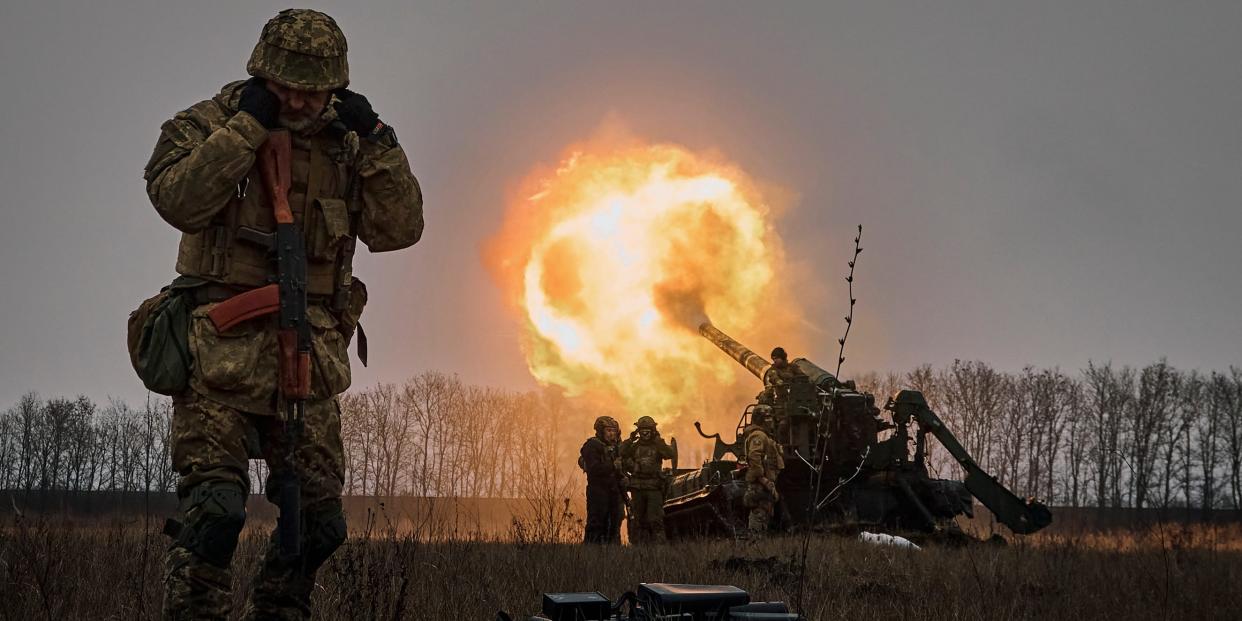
[0, 514, 1239, 620]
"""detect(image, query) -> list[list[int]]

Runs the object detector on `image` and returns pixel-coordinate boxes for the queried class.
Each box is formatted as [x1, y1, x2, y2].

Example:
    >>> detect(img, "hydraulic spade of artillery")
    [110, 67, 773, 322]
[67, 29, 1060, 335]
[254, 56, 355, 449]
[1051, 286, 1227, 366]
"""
[206, 129, 310, 558]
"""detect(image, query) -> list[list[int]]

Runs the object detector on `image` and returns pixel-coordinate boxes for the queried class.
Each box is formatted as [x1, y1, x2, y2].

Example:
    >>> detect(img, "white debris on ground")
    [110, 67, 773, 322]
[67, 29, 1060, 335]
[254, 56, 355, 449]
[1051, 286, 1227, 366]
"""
[859, 531, 921, 550]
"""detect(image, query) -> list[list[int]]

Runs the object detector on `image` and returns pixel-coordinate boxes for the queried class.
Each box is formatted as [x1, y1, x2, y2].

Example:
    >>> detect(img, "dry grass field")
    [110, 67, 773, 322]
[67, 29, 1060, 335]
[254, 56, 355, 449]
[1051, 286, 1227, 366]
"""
[2, 509, 1240, 621]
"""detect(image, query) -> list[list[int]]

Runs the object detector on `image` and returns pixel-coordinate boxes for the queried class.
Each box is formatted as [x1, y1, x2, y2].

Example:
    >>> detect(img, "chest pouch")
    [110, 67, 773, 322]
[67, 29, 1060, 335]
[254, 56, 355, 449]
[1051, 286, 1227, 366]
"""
[307, 197, 351, 261]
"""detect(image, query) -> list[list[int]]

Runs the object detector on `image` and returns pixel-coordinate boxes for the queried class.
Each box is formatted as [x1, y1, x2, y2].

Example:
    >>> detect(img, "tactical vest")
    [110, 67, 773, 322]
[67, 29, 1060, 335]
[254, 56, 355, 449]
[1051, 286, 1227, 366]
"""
[745, 426, 784, 479]
[629, 441, 665, 479]
[175, 127, 359, 303]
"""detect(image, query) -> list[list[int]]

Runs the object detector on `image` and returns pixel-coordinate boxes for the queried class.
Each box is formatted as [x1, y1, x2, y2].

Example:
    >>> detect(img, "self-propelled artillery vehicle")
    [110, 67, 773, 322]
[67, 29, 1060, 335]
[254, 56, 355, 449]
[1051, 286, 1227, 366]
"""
[662, 322, 1052, 539]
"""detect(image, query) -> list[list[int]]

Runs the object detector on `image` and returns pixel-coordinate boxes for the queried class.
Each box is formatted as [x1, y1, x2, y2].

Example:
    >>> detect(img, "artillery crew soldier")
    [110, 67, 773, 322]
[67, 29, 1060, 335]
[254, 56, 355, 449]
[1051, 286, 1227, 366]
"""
[763, 346, 806, 405]
[620, 416, 677, 543]
[743, 406, 785, 538]
[140, 9, 423, 620]
[580, 416, 625, 544]
[763, 347, 806, 388]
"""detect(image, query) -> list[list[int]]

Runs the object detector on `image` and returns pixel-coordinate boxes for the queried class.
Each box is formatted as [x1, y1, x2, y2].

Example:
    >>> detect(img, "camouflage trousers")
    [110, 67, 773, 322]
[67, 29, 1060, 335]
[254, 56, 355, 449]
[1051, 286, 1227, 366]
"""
[163, 390, 346, 621]
[626, 488, 665, 543]
[743, 482, 775, 536]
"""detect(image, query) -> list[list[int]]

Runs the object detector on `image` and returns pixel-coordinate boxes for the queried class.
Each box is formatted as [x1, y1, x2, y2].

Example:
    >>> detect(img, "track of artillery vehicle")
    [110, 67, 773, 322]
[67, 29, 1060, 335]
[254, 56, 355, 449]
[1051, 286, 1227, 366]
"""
[662, 322, 1053, 539]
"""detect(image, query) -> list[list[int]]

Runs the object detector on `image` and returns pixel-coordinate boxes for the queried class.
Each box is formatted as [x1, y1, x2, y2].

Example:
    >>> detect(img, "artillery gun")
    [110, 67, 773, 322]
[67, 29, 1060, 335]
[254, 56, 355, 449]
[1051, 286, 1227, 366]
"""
[662, 322, 1052, 539]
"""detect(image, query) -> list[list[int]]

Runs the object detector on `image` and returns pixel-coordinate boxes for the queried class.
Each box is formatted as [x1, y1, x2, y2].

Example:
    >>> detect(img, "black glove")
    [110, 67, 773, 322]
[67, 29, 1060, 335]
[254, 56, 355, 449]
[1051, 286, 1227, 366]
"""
[332, 88, 381, 135]
[238, 77, 280, 129]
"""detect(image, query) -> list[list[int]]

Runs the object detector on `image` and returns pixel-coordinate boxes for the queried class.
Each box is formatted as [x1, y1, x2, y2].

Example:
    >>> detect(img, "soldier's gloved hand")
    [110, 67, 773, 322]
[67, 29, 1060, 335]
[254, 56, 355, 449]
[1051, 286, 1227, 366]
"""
[238, 77, 280, 129]
[332, 88, 382, 135]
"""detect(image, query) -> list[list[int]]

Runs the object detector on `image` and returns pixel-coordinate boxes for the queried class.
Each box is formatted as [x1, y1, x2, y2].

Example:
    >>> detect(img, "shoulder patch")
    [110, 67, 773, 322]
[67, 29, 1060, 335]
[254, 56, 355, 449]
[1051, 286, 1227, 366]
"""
[143, 95, 229, 181]
[143, 118, 203, 181]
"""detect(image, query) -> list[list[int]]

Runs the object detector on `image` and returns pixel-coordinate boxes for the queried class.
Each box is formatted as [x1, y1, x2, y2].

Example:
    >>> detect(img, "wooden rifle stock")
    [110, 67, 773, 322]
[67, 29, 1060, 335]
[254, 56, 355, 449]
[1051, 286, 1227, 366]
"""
[258, 131, 294, 225]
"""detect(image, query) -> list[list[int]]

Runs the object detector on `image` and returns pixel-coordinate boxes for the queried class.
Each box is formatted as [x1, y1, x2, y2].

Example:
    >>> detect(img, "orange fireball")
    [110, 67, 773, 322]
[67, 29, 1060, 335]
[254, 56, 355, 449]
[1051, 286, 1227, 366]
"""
[485, 138, 801, 422]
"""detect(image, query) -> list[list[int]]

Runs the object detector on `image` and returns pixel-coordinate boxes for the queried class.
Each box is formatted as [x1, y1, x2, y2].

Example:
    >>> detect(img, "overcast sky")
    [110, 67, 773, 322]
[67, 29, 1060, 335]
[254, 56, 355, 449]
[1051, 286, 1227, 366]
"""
[1, 1, 1239, 410]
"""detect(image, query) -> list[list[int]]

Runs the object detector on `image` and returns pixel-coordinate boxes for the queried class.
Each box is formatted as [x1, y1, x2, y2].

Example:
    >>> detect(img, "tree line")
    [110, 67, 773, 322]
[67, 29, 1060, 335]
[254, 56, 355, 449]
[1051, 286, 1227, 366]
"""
[1, 362, 1239, 512]
[0, 372, 576, 502]
[0, 393, 175, 495]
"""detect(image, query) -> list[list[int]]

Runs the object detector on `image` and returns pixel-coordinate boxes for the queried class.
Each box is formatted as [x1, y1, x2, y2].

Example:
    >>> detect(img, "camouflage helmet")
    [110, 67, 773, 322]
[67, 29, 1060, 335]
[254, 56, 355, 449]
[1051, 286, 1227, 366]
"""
[247, 9, 349, 91]
[770, 347, 788, 361]
[593, 416, 620, 434]
[634, 416, 658, 430]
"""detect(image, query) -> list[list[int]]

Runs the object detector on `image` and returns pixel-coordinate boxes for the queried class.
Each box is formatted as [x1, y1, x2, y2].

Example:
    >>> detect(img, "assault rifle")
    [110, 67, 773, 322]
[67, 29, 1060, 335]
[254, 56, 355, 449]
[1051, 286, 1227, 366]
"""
[206, 129, 309, 558]
[496, 583, 801, 620]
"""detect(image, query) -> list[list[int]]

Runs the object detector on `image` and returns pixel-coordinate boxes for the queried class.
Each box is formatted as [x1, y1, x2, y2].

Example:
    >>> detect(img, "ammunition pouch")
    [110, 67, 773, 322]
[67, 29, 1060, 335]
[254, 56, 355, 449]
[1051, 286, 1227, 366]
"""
[307, 306, 353, 397]
[335, 276, 367, 343]
[307, 197, 351, 262]
[126, 276, 204, 395]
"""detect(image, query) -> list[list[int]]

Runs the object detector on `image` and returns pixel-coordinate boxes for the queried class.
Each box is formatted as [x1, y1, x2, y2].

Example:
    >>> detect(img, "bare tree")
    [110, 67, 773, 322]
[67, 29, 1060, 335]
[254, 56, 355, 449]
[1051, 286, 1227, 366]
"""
[1084, 362, 1133, 507]
[1220, 367, 1242, 509]
[936, 360, 1008, 479]
[1061, 381, 1089, 506]
[1126, 361, 1179, 509]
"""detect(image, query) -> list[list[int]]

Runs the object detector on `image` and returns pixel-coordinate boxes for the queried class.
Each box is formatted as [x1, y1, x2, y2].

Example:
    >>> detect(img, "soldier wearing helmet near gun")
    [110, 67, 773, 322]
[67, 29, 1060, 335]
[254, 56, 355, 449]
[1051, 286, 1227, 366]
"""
[743, 405, 785, 538]
[620, 416, 677, 543]
[763, 347, 806, 398]
[580, 416, 625, 544]
[142, 9, 422, 620]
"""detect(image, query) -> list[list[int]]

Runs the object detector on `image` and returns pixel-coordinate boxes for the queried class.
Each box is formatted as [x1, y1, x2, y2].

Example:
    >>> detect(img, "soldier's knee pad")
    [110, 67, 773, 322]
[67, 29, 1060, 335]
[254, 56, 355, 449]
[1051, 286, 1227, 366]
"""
[175, 481, 247, 568]
[303, 501, 347, 571]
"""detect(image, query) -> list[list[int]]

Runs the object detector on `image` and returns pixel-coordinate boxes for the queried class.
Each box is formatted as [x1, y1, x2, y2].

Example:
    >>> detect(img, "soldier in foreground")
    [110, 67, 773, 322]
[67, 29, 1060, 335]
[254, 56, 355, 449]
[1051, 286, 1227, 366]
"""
[580, 416, 625, 544]
[621, 416, 677, 543]
[141, 9, 423, 619]
[743, 406, 784, 538]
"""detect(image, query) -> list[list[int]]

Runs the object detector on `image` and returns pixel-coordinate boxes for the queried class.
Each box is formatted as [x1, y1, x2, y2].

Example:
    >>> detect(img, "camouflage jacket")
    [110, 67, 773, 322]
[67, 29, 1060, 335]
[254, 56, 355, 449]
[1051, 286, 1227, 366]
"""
[763, 363, 806, 388]
[620, 435, 675, 490]
[144, 81, 423, 415]
[743, 424, 784, 484]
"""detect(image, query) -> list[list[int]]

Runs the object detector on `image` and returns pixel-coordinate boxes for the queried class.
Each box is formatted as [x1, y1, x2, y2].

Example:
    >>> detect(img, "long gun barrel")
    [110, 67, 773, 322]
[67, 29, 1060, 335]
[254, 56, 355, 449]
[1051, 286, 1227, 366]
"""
[698, 322, 771, 380]
[699, 322, 839, 388]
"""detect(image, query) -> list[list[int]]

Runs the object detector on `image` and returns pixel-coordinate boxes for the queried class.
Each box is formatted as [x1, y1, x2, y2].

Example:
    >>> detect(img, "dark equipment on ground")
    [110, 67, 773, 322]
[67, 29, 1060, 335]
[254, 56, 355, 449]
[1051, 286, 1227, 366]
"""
[662, 322, 1052, 539]
[496, 583, 801, 621]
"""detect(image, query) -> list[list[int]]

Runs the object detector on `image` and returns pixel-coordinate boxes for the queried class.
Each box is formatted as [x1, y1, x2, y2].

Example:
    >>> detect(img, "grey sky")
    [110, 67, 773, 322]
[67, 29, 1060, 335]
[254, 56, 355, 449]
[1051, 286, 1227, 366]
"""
[1, 1, 1239, 410]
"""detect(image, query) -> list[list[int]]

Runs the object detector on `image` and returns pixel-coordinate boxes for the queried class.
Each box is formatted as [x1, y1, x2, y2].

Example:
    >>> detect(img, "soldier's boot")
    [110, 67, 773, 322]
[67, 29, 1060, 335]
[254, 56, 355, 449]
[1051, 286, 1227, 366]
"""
[243, 499, 347, 621]
[163, 480, 248, 620]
